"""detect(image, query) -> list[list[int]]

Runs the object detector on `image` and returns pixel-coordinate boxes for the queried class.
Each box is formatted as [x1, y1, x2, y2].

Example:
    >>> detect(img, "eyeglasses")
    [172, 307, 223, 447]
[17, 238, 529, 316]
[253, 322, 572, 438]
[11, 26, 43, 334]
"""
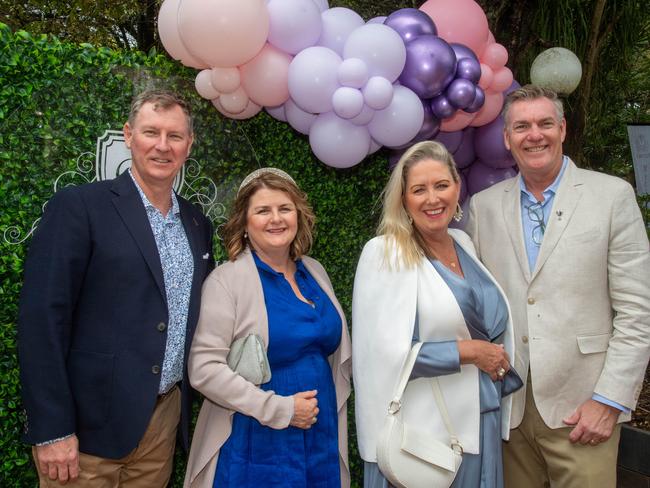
[527, 202, 545, 246]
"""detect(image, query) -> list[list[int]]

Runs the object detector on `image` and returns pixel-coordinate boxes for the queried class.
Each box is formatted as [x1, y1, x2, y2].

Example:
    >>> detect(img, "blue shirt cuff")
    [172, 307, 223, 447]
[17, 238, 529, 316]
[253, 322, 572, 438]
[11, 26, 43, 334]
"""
[592, 394, 630, 413]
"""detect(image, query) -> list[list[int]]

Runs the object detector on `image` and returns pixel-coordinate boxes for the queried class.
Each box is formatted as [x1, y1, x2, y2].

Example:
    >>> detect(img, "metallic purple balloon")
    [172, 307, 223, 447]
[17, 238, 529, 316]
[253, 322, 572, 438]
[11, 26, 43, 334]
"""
[384, 8, 437, 44]
[399, 35, 457, 99]
[465, 86, 485, 113]
[456, 57, 481, 84]
[446, 78, 477, 109]
[450, 42, 479, 62]
[430, 94, 455, 119]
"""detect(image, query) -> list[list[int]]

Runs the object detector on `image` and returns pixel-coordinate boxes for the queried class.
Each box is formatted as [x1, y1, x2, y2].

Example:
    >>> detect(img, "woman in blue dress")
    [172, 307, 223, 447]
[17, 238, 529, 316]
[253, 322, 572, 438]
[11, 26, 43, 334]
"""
[353, 141, 522, 488]
[184, 168, 351, 488]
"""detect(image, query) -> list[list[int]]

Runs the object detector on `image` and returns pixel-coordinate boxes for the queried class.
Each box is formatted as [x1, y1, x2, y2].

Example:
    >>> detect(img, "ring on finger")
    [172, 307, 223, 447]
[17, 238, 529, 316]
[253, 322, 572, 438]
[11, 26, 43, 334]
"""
[497, 367, 506, 378]
[590, 439, 598, 445]
[312, 417, 318, 424]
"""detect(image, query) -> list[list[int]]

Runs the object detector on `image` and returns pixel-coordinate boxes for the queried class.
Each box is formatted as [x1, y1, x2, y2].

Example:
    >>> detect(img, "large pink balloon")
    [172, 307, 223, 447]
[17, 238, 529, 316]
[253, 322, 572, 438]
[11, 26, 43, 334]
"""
[440, 110, 475, 132]
[157, 0, 207, 69]
[213, 99, 262, 120]
[419, 0, 489, 56]
[178, 0, 269, 68]
[309, 112, 371, 168]
[469, 92, 503, 127]
[241, 43, 292, 107]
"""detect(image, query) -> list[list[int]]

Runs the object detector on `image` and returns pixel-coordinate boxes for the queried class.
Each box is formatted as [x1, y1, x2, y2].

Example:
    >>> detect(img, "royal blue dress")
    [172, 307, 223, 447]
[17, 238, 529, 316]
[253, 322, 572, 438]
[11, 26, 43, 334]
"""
[214, 253, 342, 487]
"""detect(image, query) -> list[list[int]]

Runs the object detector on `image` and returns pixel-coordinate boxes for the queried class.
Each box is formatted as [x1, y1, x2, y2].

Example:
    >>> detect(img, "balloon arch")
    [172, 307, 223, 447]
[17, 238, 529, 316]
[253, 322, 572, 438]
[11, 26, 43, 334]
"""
[158, 0, 521, 208]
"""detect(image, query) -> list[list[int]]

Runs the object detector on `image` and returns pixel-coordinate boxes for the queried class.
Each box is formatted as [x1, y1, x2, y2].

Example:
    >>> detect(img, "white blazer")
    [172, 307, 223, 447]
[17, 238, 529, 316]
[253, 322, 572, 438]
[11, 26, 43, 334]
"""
[352, 229, 516, 462]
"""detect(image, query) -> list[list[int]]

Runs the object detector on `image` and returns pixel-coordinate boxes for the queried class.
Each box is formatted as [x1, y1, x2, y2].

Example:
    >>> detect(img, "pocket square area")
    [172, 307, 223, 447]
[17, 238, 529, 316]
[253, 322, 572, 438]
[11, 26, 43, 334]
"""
[202, 253, 210, 259]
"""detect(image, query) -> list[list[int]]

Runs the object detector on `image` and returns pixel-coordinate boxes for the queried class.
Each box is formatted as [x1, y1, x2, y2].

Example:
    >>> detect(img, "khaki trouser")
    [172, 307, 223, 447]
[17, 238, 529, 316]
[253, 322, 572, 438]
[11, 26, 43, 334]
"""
[504, 378, 620, 488]
[36, 386, 181, 488]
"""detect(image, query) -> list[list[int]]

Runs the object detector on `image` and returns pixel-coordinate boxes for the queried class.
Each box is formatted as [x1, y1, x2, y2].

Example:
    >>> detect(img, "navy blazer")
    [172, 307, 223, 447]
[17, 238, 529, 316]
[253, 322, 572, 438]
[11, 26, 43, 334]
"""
[18, 171, 214, 459]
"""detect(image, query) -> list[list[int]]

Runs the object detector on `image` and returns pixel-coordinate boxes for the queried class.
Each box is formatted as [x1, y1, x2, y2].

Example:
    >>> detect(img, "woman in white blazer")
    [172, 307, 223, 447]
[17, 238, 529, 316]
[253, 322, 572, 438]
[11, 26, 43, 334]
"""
[352, 141, 522, 488]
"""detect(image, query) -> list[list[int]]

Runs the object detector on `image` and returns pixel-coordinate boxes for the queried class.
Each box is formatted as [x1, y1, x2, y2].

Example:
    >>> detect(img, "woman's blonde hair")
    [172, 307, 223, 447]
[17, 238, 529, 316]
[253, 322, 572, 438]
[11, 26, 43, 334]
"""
[377, 140, 460, 268]
[222, 171, 315, 261]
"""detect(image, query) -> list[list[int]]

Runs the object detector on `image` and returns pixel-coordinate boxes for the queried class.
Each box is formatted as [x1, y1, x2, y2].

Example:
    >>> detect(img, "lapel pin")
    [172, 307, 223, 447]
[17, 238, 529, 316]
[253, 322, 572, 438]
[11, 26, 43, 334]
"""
[556, 210, 563, 220]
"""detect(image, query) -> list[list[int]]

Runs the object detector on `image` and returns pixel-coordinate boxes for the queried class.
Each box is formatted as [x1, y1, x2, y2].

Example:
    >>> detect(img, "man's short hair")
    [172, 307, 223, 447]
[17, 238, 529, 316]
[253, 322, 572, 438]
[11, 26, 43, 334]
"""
[502, 84, 564, 125]
[128, 90, 193, 134]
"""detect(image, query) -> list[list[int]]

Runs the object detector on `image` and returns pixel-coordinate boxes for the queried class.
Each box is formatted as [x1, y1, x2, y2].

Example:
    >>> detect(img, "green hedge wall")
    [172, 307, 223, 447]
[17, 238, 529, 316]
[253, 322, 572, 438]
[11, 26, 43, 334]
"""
[0, 24, 388, 486]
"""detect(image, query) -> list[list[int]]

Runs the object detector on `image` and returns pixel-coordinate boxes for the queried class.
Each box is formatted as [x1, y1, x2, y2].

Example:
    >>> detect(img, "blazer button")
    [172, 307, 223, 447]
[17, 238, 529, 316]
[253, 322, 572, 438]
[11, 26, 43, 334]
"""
[522, 335, 529, 344]
[151, 365, 161, 375]
[157, 322, 167, 332]
[527, 297, 535, 305]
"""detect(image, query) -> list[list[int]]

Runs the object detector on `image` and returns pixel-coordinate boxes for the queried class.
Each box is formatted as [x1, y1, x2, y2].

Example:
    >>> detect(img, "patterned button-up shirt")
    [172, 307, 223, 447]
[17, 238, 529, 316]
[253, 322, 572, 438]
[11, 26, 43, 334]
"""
[130, 170, 194, 393]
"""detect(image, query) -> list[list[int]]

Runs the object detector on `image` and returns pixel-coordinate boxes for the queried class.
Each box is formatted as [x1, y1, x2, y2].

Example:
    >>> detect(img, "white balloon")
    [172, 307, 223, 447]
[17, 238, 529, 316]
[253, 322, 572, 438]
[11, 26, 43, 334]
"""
[368, 85, 424, 147]
[337, 58, 368, 88]
[285, 98, 317, 135]
[343, 24, 406, 82]
[288, 46, 342, 114]
[362, 76, 394, 110]
[267, 0, 322, 55]
[332, 87, 364, 119]
[530, 47, 582, 95]
[318, 7, 364, 56]
[195, 70, 220, 100]
[266, 104, 287, 122]
[309, 111, 371, 168]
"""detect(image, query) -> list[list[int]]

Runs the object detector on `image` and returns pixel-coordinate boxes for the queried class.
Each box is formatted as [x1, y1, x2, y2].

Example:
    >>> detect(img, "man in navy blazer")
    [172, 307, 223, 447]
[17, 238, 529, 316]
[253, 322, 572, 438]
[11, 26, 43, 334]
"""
[18, 90, 214, 486]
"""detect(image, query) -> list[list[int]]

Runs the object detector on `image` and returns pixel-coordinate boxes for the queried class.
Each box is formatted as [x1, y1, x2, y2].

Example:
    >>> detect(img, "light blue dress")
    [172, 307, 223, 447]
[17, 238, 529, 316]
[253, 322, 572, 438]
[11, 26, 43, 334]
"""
[214, 254, 342, 487]
[364, 243, 522, 488]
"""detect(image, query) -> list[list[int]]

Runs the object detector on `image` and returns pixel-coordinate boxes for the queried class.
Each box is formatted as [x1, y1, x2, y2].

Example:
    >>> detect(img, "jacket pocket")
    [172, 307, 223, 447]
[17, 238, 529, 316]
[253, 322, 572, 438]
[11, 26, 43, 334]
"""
[67, 349, 114, 429]
[576, 333, 611, 354]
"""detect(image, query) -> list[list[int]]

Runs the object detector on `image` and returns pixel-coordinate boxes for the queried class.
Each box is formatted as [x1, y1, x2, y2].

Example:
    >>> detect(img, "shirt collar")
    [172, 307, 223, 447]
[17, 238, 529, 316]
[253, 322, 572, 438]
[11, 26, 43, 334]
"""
[128, 169, 180, 216]
[519, 155, 568, 202]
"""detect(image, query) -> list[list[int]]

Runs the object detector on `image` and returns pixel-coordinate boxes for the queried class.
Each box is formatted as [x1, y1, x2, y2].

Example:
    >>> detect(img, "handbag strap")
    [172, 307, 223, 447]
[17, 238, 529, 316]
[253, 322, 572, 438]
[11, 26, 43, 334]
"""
[389, 342, 463, 452]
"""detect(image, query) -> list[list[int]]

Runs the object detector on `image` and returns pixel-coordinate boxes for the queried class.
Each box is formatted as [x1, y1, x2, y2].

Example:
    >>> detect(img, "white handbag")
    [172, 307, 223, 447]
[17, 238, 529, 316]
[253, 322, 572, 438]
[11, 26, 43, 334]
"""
[376, 343, 463, 488]
[226, 334, 271, 385]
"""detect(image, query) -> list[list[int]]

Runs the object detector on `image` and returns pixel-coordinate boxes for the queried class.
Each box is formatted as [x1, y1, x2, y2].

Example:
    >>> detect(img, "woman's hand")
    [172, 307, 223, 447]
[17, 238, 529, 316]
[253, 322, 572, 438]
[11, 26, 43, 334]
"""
[458, 340, 511, 381]
[290, 390, 319, 429]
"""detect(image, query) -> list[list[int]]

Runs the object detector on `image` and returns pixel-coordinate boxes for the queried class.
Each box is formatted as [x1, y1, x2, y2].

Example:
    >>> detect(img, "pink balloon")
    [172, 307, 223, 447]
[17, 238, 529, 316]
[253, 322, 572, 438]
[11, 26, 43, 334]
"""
[211, 67, 241, 94]
[478, 64, 494, 90]
[469, 92, 503, 127]
[481, 43, 508, 70]
[489, 67, 514, 93]
[419, 0, 489, 56]
[195, 70, 219, 100]
[240, 43, 292, 107]
[157, 0, 207, 69]
[213, 99, 262, 120]
[218, 86, 249, 114]
[177, 0, 269, 68]
[486, 31, 495, 45]
[440, 110, 475, 132]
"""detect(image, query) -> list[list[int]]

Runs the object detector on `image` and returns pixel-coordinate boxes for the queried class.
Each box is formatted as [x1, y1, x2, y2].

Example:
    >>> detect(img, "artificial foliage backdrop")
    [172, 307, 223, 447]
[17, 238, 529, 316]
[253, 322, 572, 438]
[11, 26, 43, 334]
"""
[0, 24, 386, 486]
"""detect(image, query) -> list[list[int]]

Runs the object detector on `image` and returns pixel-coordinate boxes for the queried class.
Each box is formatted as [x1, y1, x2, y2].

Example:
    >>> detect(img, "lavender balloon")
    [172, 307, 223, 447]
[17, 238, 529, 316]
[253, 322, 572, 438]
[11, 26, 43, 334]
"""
[446, 78, 477, 109]
[434, 129, 463, 153]
[393, 102, 440, 149]
[431, 94, 455, 119]
[467, 159, 517, 195]
[399, 35, 456, 99]
[465, 86, 485, 113]
[452, 127, 476, 169]
[384, 8, 437, 44]
[456, 57, 481, 84]
[450, 42, 479, 62]
[474, 115, 513, 168]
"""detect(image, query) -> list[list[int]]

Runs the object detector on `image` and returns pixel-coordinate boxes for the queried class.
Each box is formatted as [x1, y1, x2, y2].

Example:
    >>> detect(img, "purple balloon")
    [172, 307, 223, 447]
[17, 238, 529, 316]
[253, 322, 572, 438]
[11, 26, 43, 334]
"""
[384, 8, 437, 44]
[399, 35, 456, 99]
[453, 127, 475, 169]
[388, 148, 406, 170]
[431, 94, 455, 119]
[446, 78, 477, 109]
[450, 43, 479, 62]
[434, 129, 463, 153]
[504, 79, 522, 96]
[456, 57, 481, 84]
[465, 86, 485, 113]
[474, 115, 514, 168]
[467, 160, 517, 195]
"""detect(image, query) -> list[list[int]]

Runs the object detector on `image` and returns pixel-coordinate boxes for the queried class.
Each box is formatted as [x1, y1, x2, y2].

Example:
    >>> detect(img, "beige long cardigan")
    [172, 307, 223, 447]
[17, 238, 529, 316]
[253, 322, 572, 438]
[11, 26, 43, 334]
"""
[184, 249, 352, 487]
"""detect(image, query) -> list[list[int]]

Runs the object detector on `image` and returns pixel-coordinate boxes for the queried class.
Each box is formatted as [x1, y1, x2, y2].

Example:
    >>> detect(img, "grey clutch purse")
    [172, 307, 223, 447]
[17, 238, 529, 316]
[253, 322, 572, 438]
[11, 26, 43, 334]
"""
[226, 334, 272, 385]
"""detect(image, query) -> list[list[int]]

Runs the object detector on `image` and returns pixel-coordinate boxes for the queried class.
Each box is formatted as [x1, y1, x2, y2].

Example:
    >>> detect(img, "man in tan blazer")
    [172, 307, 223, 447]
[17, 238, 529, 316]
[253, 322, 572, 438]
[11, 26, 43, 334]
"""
[467, 84, 650, 487]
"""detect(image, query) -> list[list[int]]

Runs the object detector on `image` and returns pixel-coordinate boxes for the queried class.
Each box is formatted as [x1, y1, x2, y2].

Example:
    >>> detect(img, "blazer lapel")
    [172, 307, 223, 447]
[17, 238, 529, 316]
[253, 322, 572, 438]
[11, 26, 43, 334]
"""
[111, 172, 166, 302]
[502, 175, 532, 282]
[178, 197, 202, 272]
[531, 160, 582, 281]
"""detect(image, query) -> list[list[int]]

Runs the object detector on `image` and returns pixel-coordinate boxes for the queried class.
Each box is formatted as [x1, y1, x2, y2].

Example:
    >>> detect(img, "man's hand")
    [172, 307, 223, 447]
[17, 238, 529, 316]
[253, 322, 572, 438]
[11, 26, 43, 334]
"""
[35, 435, 80, 484]
[562, 399, 621, 445]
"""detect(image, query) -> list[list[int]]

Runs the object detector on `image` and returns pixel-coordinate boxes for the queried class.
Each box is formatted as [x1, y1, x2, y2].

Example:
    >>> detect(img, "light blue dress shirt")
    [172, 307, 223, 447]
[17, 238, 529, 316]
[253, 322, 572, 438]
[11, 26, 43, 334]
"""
[519, 158, 629, 413]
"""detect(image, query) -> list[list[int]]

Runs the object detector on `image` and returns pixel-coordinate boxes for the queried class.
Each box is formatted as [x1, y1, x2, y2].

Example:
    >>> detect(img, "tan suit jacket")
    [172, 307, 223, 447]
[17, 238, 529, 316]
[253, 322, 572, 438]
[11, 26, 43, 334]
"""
[467, 159, 650, 429]
[183, 249, 352, 488]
